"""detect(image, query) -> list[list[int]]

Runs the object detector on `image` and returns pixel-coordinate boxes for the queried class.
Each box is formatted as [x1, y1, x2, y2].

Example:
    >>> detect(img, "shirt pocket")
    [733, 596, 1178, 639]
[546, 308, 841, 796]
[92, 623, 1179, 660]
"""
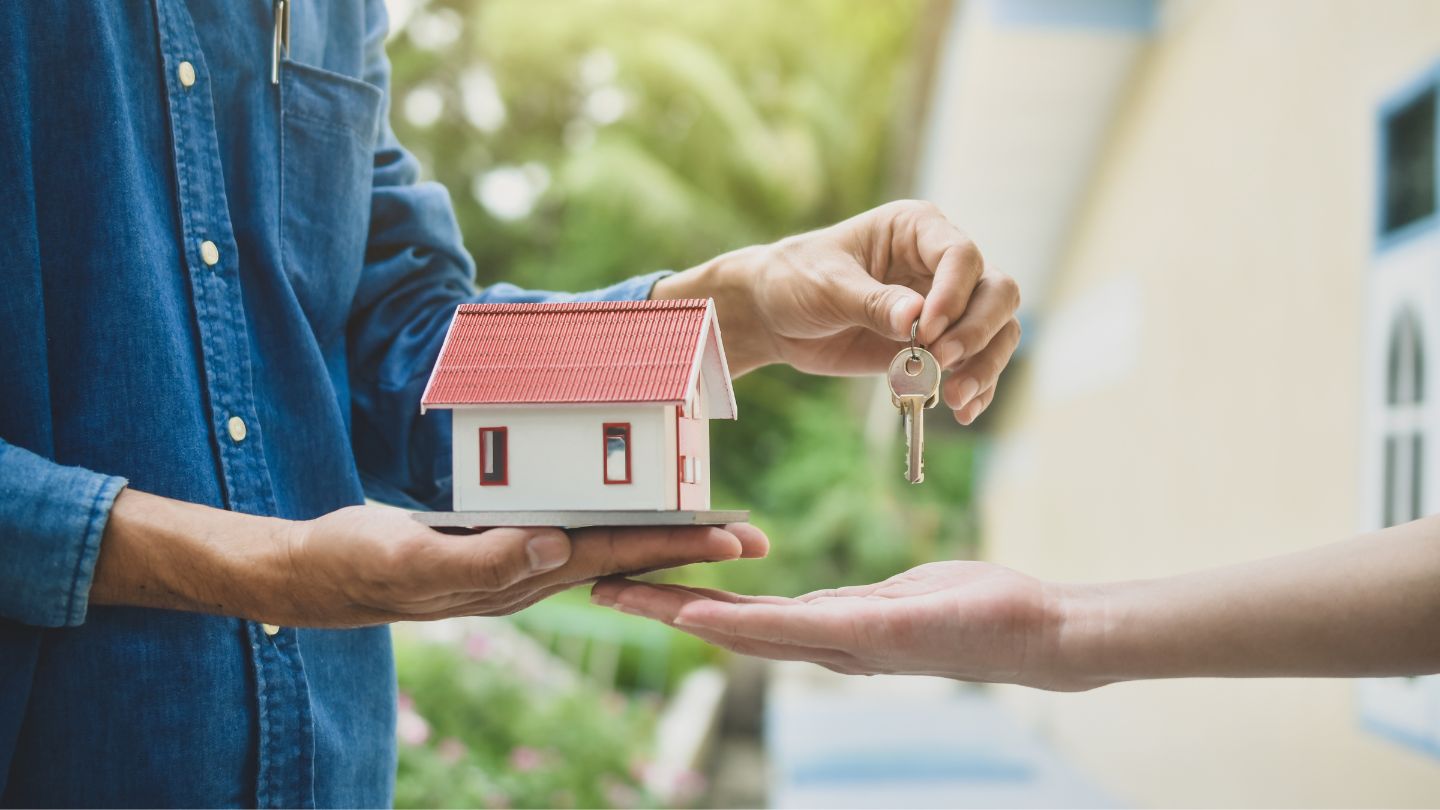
[279, 60, 383, 344]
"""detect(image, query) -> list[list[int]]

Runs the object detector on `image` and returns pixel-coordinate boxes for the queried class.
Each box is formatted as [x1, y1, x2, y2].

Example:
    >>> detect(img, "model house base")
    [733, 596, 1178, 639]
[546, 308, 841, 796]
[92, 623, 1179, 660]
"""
[413, 509, 749, 529]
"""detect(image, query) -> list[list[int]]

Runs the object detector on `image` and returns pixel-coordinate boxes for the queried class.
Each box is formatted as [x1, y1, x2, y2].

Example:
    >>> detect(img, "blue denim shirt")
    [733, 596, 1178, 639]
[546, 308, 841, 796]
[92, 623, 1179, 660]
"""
[0, 2, 665, 806]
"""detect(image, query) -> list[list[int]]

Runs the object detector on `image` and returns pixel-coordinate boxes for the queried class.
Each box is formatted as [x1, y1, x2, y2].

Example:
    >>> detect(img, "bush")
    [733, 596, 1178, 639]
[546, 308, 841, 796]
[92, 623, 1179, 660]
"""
[394, 631, 689, 808]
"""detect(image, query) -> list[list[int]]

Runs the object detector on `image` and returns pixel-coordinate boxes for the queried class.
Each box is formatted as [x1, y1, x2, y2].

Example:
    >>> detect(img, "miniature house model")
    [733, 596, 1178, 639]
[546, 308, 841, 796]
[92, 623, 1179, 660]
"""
[421, 299, 736, 512]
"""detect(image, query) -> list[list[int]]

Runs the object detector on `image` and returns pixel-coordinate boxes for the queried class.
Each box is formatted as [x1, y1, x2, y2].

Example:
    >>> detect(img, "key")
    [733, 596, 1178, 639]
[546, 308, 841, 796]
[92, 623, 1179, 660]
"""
[888, 344, 941, 484]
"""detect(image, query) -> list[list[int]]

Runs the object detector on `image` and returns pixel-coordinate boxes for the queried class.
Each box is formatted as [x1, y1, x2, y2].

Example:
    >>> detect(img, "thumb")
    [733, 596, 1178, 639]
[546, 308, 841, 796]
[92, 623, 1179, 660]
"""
[464, 527, 572, 591]
[837, 274, 924, 341]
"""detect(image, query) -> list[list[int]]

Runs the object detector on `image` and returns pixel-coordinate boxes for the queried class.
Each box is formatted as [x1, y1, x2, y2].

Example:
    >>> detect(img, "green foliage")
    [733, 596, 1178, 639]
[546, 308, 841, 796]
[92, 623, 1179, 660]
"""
[507, 588, 724, 694]
[394, 633, 666, 809]
[388, 0, 976, 597]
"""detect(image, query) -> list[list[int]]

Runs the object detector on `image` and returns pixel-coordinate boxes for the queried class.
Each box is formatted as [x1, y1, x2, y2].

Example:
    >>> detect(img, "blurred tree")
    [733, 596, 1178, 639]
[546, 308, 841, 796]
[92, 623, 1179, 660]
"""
[386, 0, 977, 597]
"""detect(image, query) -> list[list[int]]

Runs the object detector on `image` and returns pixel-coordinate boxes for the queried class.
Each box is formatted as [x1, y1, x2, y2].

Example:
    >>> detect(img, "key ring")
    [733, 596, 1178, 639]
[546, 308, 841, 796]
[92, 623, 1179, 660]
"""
[909, 319, 920, 360]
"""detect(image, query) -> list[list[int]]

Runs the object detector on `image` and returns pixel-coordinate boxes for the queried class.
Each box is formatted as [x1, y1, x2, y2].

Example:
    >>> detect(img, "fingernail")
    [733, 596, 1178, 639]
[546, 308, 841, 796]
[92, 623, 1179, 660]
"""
[892, 296, 918, 334]
[615, 604, 647, 618]
[590, 592, 615, 607]
[946, 377, 978, 410]
[526, 532, 570, 572]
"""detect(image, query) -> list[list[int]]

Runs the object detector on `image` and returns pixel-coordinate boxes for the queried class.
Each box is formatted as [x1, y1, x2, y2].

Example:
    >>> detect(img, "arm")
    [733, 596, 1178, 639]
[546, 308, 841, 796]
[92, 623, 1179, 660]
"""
[88, 487, 765, 627]
[594, 518, 1440, 690]
[0, 439, 126, 627]
[1064, 517, 1440, 684]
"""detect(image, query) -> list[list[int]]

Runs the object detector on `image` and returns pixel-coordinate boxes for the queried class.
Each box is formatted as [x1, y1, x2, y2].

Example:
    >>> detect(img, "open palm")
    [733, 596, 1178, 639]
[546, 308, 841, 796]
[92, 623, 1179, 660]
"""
[592, 560, 1075, 689]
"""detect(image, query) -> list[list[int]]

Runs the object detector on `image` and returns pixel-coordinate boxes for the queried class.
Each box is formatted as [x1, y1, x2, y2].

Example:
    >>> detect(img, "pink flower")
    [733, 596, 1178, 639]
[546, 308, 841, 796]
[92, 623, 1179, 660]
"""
[602, 778, 641, 808]
[674, 769, 707, 803]
[436, 736, 467, 764]
[508, 745, 544, 772]
[396, 708, 430, 747]
[464, 633, 491, 661]
[397, 692, 415, 712]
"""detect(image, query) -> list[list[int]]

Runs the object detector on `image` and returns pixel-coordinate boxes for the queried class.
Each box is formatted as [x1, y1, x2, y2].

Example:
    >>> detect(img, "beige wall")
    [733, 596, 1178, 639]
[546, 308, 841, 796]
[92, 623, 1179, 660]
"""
[977, 1, 1440, 805]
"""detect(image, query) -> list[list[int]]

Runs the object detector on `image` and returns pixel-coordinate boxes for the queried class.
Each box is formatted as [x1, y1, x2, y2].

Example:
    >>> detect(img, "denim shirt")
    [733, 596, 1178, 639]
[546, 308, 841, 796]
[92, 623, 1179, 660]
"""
[0, 2, 664, 806]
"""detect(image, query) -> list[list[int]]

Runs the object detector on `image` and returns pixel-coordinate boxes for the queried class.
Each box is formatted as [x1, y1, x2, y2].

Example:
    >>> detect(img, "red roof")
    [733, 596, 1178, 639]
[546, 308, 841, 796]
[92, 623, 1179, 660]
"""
[421, 299, 718, 408]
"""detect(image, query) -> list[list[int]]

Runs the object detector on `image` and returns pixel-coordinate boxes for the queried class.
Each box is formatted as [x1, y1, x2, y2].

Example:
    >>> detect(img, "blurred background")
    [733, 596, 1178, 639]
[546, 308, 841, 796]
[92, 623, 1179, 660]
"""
[380, 0, 1440, 806]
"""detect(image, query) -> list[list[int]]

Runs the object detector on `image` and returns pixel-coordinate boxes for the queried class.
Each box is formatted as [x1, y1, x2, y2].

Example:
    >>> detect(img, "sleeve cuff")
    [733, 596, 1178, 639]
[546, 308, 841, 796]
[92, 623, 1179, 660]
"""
[0, 440, 127, 627]
[476, 270, 676, 305]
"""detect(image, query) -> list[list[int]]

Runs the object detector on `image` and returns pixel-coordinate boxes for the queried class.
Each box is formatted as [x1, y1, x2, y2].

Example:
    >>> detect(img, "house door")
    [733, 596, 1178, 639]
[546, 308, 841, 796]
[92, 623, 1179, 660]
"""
[677, 411, 709, 510]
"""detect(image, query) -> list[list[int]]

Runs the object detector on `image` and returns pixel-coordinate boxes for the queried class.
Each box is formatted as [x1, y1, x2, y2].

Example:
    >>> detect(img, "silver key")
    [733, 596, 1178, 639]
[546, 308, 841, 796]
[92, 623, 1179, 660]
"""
[888, 340, 940, 484]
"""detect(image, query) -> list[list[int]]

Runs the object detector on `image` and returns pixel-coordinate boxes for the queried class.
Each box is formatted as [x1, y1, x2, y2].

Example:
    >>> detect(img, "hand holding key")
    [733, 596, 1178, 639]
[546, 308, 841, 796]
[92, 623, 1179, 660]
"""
[888, 322, 941, 483]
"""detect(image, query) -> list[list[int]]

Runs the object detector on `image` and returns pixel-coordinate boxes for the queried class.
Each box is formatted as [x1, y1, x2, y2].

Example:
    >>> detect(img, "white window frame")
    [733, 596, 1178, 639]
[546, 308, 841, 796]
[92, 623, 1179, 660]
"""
[1358, 60, 1440, 759]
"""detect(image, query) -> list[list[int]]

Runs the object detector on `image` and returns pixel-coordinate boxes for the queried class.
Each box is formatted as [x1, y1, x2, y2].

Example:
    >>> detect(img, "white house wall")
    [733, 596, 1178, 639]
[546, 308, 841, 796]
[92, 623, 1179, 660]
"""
[452, 405, 677, 511]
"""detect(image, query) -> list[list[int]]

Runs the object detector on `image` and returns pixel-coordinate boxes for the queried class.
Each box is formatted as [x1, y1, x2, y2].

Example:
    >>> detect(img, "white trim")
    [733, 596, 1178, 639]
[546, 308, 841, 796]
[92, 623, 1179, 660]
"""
[429, 400, 685, 412]
[418, 307, 463, 415]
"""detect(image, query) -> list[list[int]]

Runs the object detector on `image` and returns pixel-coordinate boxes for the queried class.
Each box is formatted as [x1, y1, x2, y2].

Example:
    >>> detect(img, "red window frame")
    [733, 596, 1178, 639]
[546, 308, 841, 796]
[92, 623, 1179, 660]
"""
[603, 423, 632, 484]
[478, 427, 508, 486]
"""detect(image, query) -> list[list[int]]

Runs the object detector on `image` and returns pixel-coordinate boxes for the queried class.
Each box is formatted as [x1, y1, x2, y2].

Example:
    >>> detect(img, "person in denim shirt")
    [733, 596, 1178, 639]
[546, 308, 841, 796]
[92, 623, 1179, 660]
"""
[0, 3, 1020, 806]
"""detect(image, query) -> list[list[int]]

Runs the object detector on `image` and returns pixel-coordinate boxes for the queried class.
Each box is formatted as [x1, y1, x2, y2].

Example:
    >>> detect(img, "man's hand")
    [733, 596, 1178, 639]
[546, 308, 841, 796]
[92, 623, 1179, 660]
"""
[91, 489, 767, 627]
[654, 200, 1021, 424]
[276, 504, 767, 626]
[591, 561, 1091, 690]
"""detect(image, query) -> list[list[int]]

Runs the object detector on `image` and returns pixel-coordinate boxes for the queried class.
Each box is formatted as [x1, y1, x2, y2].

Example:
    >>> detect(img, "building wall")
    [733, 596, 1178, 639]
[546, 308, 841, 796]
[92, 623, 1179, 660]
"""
[974, 0, 1440, 805]
[452, 404, 677, 511]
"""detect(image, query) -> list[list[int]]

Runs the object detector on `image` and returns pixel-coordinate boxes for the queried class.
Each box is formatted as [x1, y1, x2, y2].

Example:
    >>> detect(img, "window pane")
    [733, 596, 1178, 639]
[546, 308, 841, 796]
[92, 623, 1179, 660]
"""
[1384, 434, 1397, 527]
[604, 425, 630, 483]
[1387, 309, 1425, 406]
[1382, 87, 1436, 235]
[1413, 431, 1425, 521]
[481, 428, 507, 484]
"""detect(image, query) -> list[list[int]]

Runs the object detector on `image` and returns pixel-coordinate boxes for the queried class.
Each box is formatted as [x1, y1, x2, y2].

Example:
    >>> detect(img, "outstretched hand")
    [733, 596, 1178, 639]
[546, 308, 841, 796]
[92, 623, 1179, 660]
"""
[592, 561, 1092, 691]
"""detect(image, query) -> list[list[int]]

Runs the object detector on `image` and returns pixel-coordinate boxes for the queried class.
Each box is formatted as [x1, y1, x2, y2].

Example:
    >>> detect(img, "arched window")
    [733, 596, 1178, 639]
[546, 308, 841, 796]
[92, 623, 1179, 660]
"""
[1382, 308, 1426, 526]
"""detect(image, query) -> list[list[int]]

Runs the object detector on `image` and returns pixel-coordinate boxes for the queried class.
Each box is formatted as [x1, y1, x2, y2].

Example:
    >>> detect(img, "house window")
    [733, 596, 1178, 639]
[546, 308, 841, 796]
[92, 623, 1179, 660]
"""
[1361, 66, 1440, 760]
[680, 455, 697, 484]
[1381, 86, 1437, 236]
[1383, 308, 1426, 526]
[479, 427, 507, 486]
[603, 423, 631, 484]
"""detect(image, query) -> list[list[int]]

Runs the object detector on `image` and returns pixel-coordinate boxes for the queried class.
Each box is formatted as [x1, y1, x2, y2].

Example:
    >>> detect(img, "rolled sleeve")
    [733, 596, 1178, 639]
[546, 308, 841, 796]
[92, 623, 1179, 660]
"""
[0, 439, 127, 627]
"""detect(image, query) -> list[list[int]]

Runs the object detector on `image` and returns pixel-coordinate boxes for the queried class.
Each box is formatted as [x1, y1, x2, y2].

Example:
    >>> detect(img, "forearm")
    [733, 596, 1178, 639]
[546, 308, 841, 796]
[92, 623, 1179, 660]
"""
[90, 488, 287, 620]
[652, 245, 774, 376]
[1060, 517, 1440, 686]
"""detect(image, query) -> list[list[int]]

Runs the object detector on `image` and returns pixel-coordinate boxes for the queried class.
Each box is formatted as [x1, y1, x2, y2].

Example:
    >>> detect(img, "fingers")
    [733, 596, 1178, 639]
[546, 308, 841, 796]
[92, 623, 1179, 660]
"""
[417, 526, 573, 593]
[929, 274, 1022, 371]
[600, 579, 860, 648]
[830, 272, 925, 342]
[592, 579, 795, 608]
[532, 524, 759, 587]
[726, 522, 771, 559]
[939, 316, 1020, 419]
[956, 386, 997, 426]
[675, 624, 869, 671]
[913, 217, 985, 345]
[938, 314, 1019, 417]
[593, 581, 871, 672]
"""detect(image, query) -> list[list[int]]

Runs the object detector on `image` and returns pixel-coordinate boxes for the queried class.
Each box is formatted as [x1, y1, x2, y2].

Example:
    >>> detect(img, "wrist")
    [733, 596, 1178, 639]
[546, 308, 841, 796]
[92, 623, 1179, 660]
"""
[1039, 580, 1123, 691]
[92, 488, 294, 621]
[653, 244, 777, 375]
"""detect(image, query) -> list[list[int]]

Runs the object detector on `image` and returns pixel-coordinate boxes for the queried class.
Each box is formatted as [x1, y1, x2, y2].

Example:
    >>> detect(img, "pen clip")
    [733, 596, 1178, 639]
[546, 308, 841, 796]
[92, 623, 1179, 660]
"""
[270, 0, 290, 86]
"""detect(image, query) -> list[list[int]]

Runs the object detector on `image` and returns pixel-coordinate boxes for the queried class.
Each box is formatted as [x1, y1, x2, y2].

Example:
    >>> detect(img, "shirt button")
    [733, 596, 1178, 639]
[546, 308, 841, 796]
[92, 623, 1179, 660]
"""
[178, 61, 197, 88]
[227, 416, 247, 443]
[262, 623, 281, 637]
[199, 240, 220, 267]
